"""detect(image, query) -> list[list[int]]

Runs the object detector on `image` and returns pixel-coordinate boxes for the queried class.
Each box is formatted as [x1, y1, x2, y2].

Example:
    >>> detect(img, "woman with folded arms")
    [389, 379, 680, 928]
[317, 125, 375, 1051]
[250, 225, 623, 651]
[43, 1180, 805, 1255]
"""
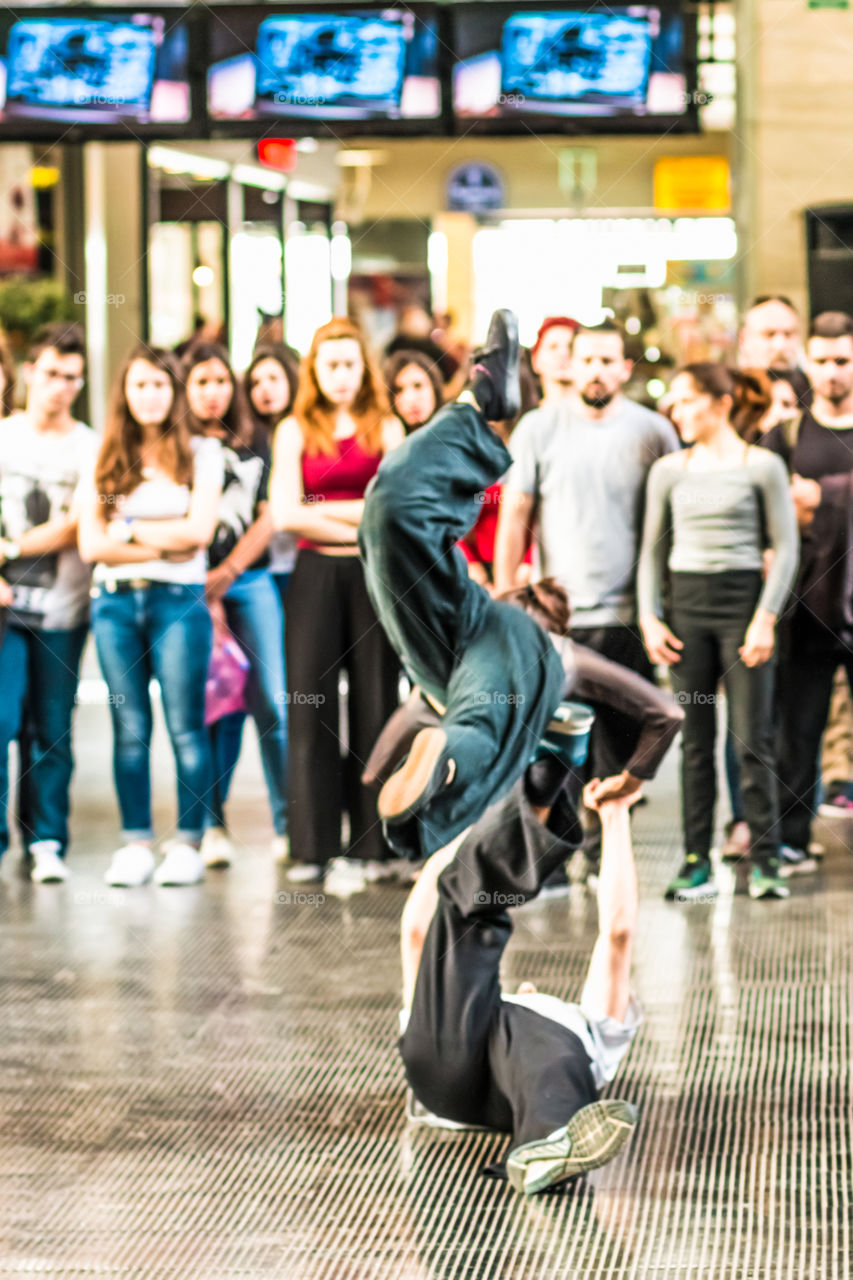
[78, 347, 223, 887]
[270, 318, 404, 891]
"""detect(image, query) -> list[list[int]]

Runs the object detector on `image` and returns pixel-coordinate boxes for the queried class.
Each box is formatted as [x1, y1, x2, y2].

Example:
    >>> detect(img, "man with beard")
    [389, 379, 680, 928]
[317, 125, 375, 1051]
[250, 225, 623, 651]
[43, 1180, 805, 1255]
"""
[760, 311, 853, 865]
[494, 320, 678, 867]
[738, 295, 804, 373]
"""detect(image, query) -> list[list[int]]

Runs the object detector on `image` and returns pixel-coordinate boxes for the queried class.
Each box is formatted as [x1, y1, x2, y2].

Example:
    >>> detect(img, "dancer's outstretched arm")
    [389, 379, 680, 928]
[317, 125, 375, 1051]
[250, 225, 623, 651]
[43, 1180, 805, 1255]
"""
[400, 796, 553, 1010]
[579, 788, 640, 1023]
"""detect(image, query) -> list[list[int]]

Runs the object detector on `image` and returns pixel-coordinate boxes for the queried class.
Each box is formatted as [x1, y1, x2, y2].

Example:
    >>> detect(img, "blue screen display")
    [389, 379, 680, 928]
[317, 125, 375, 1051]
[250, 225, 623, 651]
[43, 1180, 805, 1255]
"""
[501, 12, 652, 105]
[6, 17, 158, 114]
[255, 13, 407, 111]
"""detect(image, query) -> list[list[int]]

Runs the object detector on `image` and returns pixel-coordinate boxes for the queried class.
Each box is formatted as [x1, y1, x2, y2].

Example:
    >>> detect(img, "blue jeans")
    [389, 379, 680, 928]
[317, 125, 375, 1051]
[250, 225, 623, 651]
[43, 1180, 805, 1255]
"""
[91, 583, 213, 844]
[0, 622, 88, 858]
[208, 569, 288, 836]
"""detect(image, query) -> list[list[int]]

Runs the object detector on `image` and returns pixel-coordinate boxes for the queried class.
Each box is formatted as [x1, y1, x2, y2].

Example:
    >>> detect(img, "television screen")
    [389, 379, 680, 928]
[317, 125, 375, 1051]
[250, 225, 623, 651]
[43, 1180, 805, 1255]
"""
[453, 2, 691, 130]
[0, 9, 192, 129]
[207, 4, 441, 126]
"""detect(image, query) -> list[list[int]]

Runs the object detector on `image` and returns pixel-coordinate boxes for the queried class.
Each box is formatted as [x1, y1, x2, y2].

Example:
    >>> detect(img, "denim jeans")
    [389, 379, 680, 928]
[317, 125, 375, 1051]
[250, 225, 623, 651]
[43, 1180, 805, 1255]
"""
[208, 569, 288, 836]
[91, 582, 213, 844]
[0, 622, 88, 858]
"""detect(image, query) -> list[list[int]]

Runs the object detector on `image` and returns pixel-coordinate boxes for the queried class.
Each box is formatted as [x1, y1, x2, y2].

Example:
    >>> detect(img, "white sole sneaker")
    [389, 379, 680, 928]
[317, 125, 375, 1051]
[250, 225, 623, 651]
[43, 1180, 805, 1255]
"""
[105, 843, 155, 888]
[506, 1100, 638, 1195]
[31, 855, 70, 883]
[155, 843, 205, 886]
[201, 828, 235, 869]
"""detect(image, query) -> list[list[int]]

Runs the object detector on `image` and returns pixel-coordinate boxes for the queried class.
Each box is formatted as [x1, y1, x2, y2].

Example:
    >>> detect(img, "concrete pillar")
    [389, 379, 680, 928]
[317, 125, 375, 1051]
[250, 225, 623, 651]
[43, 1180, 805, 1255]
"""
[432, 212, 476, 343]
[82, 141, 145, 430]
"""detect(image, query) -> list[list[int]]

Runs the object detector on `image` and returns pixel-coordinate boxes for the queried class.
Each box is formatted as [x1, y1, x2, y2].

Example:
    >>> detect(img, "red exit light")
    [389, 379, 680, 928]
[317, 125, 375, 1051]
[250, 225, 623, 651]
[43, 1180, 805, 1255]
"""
[257, 139, 298, 172]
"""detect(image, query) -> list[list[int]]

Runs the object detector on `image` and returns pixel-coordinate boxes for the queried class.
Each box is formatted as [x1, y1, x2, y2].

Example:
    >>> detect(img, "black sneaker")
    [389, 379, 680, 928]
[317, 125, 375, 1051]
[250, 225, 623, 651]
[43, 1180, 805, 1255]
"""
[470, 308, 521, 421]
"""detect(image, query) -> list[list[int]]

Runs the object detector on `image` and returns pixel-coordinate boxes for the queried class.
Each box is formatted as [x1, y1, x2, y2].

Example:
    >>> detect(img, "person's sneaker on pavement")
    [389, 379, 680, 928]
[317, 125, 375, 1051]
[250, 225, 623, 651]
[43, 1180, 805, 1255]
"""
[665, 854, 717, 902]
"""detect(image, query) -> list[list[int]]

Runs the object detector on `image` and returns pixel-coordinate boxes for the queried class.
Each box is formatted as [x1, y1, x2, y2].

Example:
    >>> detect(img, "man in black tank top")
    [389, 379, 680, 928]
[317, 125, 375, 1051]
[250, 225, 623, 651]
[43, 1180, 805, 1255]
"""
[760, 311, 853, 859]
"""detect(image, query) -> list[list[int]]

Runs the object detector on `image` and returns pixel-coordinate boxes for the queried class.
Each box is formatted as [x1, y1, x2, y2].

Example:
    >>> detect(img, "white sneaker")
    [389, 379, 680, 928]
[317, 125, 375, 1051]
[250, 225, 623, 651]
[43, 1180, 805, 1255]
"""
[286, 862, 325, 884]
[155, 842, 205, 886]
[271, 834, 289, 862]
[324, 857, 367, 895]
[201, 827, 234, 868]
[30, 840, 69, 883]
[105, 842, 155, 887]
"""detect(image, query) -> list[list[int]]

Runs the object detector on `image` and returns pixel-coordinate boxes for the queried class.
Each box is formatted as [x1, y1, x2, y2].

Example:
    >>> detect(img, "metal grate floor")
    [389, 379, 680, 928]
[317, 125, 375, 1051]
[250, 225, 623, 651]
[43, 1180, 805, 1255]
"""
[1, 694, 851, 1277]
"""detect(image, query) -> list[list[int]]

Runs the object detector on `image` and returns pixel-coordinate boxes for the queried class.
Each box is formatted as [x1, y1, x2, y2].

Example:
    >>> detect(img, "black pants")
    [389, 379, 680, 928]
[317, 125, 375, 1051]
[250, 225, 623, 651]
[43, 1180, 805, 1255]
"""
[359, 403, 565, 860]
[775, 618, 853, 850]
[400, 780, 595, 1149]
[568, 624, 652, 781]
[667, 571, 779, 860]
[285, 551, 400, 866]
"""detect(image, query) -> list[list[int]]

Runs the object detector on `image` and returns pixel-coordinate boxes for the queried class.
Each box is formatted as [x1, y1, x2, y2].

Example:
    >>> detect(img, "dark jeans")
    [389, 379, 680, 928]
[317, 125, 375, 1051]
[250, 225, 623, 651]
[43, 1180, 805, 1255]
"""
[92, 583, 213, 843]
[0, 622, 87, 857]
[208, 569, 288, 837]
[400, 779, 596, 1148]
[774, 621, 853, 850]
[285, 551, 400, 867]
[667, 571, 779, 860]
[359, 402, 565, 861]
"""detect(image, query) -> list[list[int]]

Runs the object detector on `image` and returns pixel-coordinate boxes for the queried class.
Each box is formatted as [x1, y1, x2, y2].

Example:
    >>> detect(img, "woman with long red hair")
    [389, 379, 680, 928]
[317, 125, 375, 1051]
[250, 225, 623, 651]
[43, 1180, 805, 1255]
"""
[270, 318, 404, 889]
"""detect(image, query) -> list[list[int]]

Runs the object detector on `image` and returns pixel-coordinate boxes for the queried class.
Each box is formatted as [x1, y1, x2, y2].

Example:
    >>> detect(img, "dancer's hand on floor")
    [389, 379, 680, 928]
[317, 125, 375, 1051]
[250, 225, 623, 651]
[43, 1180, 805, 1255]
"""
[583, 772, 644, 811]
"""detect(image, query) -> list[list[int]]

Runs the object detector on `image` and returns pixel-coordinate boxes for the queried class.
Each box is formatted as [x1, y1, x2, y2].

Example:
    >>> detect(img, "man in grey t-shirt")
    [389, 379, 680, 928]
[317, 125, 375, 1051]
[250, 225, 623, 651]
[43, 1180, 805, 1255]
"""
[495, 321, 678, 848]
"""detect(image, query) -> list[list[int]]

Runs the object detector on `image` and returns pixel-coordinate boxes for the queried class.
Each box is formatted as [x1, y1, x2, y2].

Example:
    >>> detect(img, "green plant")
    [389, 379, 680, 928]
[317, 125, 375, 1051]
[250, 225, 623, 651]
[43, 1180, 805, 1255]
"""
[0, 276, 76, 346]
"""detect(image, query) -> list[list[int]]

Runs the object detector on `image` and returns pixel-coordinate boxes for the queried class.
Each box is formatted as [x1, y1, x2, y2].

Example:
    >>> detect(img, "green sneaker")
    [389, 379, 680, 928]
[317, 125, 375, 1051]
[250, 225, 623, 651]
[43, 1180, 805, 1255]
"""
[506, 1099, 638, 1195]
[748, 859, 790, 900]
[664, 854, 717, 902]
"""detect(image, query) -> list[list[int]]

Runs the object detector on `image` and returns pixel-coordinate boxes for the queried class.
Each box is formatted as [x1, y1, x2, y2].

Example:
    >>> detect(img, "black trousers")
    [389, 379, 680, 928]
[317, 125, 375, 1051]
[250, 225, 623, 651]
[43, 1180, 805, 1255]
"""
[285, 550, 400, 866]
[775, 617, 853, 850]
[568, 624, 652, 781]
[400, 780, 596, 1149]
[667, 571, 779, 860]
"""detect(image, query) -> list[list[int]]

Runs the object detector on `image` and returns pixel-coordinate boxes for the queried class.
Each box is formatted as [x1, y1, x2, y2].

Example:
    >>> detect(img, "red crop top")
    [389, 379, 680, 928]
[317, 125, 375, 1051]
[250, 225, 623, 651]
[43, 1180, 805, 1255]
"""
[298, 434, 383, 552]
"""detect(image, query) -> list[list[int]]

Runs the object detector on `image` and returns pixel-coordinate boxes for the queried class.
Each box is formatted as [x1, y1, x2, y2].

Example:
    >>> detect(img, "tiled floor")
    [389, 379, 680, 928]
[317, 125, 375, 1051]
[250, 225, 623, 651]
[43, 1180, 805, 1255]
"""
[1, 689, 851, 1277]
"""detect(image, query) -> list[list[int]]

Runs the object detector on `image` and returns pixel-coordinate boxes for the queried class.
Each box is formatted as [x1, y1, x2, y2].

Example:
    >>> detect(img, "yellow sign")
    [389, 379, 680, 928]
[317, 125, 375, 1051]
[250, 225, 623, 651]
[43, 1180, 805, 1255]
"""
[653, 157, 730, 211]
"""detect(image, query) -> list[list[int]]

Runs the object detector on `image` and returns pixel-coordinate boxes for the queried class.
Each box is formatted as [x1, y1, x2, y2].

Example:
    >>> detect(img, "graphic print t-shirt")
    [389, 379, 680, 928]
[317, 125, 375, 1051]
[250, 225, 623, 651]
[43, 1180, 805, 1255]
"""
[207, 433, 272, 572]
[0, 415, 98, 629]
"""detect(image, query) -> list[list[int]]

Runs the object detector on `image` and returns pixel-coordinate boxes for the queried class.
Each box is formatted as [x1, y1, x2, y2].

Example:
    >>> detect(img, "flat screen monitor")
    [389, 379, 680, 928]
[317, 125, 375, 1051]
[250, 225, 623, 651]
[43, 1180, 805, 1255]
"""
[207, 4, 441, 128]
[0, 8, 192, 131]
[452, 2, 692, 132]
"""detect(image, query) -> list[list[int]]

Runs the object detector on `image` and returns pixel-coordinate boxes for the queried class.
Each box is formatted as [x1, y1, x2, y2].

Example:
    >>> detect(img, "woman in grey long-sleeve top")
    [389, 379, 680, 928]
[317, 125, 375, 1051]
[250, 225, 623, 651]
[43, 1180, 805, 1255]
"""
[637, 363, 799, 903]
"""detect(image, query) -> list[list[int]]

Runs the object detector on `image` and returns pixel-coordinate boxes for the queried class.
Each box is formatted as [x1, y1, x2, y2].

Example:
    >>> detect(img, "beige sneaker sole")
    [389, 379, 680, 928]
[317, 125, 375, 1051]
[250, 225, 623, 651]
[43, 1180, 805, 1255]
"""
[378, 728, 450, 821]
[506, 1099, 637, 1195]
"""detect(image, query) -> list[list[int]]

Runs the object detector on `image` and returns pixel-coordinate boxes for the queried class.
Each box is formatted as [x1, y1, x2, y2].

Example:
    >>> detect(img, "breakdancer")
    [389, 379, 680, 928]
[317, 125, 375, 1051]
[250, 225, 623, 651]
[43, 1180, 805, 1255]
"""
[397, 775, 643, 1195]
[358, 310, 572, 862]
